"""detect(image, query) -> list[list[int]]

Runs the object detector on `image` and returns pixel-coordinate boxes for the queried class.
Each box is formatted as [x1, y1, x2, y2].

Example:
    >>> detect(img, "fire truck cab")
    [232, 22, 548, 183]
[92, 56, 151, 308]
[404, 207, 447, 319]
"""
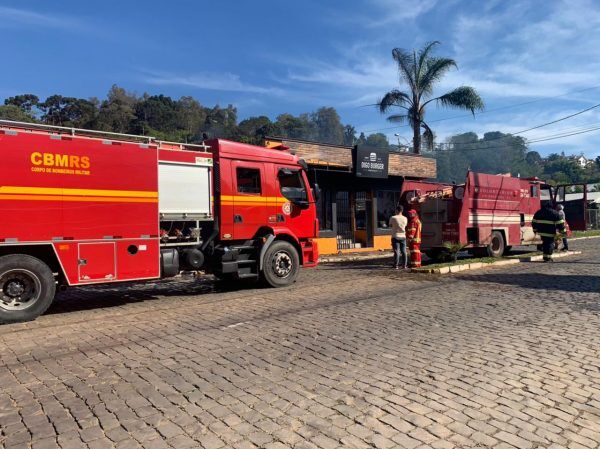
[0, 120, 319, 323]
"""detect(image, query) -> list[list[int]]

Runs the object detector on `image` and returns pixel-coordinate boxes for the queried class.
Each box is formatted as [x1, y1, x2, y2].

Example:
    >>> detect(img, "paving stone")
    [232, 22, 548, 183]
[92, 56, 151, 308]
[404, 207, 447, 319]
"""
[0, 239, 598, 449]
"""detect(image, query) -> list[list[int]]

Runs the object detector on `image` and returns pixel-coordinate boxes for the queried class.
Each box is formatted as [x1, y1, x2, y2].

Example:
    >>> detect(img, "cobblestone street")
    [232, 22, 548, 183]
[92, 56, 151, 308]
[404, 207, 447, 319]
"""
[1, 239, 599, 449]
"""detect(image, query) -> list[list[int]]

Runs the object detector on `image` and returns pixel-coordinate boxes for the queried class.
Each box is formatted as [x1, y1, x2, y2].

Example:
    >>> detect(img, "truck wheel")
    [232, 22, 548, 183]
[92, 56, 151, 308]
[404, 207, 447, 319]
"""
[0, 255, 56, 324]
[487, 231, 506, 258]
[261, 240, 299, 287]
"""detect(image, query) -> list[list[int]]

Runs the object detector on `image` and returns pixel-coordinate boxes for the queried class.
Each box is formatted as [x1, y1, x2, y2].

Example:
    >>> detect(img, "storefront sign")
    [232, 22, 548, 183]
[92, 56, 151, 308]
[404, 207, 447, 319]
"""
[354, 146, 389, 178]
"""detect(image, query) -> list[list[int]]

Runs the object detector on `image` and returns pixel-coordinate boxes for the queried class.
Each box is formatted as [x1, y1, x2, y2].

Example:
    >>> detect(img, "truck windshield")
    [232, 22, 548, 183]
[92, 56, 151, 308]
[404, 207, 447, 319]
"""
[278, 168, 307, 201]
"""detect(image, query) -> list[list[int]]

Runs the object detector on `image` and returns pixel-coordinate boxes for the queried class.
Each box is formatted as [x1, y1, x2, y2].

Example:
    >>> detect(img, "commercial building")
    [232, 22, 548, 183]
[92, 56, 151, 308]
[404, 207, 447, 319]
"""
[265, 137, 437, 254]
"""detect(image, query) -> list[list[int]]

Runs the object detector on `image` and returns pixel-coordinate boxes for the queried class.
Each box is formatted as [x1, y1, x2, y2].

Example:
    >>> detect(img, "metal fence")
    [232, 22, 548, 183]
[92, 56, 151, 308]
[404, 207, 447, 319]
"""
[587, 209, 600, 230]
[336, 191, 354, 250]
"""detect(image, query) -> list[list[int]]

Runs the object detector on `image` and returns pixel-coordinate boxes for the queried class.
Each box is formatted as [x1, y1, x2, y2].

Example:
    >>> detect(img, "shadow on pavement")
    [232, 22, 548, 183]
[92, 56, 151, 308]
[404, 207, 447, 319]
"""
[46, 276, 252, 315]
[460, 272, 600, 294]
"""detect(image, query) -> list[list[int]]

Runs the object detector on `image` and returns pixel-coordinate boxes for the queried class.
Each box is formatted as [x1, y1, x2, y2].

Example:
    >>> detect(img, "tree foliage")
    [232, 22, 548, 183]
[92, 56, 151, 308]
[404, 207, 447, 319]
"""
[0, 86, 392, 149]
[435, 132, 600, 185]
[4, 86, 594, 187]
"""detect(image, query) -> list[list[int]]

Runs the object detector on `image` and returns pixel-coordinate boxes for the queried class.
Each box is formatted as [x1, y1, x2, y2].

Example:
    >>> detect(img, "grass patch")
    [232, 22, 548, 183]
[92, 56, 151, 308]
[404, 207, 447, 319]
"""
[572, 229, 600, 238]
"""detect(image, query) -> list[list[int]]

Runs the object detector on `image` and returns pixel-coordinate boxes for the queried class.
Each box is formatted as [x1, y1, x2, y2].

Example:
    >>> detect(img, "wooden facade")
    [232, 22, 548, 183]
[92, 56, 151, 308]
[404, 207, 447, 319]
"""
[264, 137, 437, 254]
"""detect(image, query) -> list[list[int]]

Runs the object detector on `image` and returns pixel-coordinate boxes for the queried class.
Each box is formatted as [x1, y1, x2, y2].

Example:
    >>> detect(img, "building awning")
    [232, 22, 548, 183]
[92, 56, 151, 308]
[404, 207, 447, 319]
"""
[305, 158, 350, 170]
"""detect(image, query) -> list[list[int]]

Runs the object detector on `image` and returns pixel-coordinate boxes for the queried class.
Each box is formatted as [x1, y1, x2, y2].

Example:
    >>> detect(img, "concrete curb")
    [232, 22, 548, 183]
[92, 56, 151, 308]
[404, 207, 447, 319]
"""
[320, 239, 591, 268]
[319, 236, 597, 263]
[412, 250, 582, 274]
[569, 235, 600, 241]
[413, 258, 520, 274]
[520, 250, 582, 262]
[319, 252, 391, 263]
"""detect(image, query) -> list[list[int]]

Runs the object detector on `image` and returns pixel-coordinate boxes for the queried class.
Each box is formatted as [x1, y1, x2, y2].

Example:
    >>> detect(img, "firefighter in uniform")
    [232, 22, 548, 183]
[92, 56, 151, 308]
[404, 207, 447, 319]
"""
[532, 202, 565, 262]
[406, 209, 422, 268]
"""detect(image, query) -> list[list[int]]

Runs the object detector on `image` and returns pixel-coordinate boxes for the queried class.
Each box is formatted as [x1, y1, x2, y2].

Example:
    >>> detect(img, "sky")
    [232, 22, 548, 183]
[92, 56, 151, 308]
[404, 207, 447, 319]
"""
[1, 0, 600, 158]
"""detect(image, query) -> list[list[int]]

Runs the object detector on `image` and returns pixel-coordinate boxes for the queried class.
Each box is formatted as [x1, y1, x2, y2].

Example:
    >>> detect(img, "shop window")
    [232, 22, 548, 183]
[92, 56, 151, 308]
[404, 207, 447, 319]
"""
[237, 168, 261, 194]
[278, 169, 307, 201]
[376, 190, 401, 229]
[317, 189, 333, 230]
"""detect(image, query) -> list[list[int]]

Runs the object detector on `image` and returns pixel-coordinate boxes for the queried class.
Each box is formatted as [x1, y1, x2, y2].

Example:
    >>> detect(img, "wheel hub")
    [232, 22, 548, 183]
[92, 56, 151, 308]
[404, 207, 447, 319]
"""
[491, 238, 500, 251]
[5, 280, 25, 297]
[273, 252, 293, 278]
[0, 270, 41, 311]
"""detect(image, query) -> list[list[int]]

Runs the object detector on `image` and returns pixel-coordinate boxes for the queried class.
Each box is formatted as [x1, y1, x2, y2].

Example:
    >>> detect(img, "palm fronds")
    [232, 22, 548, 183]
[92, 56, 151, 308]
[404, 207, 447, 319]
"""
[377, 42, 484, 154]
[434, 86, 485, 114]
[378, 90, 411, 113]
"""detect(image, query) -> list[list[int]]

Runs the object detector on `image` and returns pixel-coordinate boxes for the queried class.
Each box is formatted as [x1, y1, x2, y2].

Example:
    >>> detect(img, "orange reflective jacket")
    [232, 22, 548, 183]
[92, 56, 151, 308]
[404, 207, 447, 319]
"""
[406, 218, 422, 244]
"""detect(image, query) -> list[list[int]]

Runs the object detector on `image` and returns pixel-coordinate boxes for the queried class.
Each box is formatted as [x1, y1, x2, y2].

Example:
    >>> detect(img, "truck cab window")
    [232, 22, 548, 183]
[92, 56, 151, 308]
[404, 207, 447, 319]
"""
[530, 186, 538, 197]
[278, 169, 307, 201]
[237, 167, 261, 194]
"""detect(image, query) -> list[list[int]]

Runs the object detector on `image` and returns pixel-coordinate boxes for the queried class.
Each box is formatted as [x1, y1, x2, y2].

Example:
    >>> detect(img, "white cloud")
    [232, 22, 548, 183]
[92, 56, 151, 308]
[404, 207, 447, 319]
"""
[287, 57, 396, 90]
[361, 0, 438, 27]
[0, 6, 83, 30]
[447, 0, 600, 98]
[140, 70, 285, 96]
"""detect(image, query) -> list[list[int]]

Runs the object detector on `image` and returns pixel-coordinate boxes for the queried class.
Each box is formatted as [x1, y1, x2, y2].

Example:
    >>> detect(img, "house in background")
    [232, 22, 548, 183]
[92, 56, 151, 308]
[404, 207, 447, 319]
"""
[573, 155, 592, 168]
[264, 137, 437, 255]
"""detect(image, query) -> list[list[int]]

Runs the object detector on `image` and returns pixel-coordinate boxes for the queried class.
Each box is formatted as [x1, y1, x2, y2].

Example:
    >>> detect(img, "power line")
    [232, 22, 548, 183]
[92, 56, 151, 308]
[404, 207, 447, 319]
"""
[433, 123, 600, 153]
[434, 102, 600, 150]
[529, 125, 600, 143]
[359, 83, 600, 134]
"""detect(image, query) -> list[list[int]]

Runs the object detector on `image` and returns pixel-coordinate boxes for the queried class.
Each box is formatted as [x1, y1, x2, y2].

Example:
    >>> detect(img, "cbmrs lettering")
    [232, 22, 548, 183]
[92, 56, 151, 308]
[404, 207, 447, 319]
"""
[31, 152, 90, 169]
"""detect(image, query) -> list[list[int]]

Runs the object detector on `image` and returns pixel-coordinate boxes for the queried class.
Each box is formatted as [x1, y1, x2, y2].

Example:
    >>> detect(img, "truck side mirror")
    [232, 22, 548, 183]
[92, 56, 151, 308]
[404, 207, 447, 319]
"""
[292, 199, 310, 209]
[312, 183, 321, 202]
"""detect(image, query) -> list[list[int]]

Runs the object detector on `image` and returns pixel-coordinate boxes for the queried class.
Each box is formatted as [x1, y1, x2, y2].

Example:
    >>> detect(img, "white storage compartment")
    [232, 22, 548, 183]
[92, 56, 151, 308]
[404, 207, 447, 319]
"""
[159, 161, 212, 220]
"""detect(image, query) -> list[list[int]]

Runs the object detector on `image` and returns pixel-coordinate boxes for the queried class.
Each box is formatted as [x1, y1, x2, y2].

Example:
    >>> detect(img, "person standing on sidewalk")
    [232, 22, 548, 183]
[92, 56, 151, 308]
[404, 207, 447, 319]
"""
[389, 205, 408, 269]
[406, 209, 423, 268]
[555, 204, 569, 251]
[532, 202, 565, 262]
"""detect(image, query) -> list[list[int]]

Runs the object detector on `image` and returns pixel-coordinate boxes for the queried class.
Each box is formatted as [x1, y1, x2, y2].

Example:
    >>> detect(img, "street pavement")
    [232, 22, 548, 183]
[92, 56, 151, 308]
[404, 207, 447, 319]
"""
[0, 239, 599, 449]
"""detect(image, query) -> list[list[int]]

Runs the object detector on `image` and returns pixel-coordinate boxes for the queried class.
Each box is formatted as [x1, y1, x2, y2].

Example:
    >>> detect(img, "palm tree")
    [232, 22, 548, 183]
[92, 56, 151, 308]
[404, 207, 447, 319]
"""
[378, 41, 484, 154]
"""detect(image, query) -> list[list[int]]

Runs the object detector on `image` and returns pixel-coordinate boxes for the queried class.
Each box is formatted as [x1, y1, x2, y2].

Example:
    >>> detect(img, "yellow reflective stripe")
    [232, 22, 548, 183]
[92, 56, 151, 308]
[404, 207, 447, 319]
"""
[0, 194, 157, 203]
[0, 186, 157, 198]
[220, 195, 288, 205]
[532, 219, 560, 225]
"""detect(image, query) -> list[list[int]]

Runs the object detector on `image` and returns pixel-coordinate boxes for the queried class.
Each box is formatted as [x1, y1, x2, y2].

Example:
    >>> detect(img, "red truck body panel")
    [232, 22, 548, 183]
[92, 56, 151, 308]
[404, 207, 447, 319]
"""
[0, 130, 161, 285]
[459, 172, 541, 246]
[403, 172, 546, 252]
[0, 124, 318, 288]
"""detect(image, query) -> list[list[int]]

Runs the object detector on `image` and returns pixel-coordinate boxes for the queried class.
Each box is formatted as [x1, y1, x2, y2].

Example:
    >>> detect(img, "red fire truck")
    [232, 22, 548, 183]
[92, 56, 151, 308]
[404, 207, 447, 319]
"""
[0, 120, 319, 323]
[401, 171, 552, 259]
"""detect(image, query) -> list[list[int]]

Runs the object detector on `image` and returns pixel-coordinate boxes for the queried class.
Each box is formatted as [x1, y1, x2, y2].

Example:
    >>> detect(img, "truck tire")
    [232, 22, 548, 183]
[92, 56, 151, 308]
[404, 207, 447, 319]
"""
[486, 231, 506, 258]
[0, 255, 56, 324]
[261, 240, 299, 287]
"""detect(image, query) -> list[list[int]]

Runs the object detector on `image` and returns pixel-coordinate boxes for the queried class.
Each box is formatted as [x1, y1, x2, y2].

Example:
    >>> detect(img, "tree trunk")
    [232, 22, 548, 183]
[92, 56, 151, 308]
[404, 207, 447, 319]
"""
[412, 120, 421, 154]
